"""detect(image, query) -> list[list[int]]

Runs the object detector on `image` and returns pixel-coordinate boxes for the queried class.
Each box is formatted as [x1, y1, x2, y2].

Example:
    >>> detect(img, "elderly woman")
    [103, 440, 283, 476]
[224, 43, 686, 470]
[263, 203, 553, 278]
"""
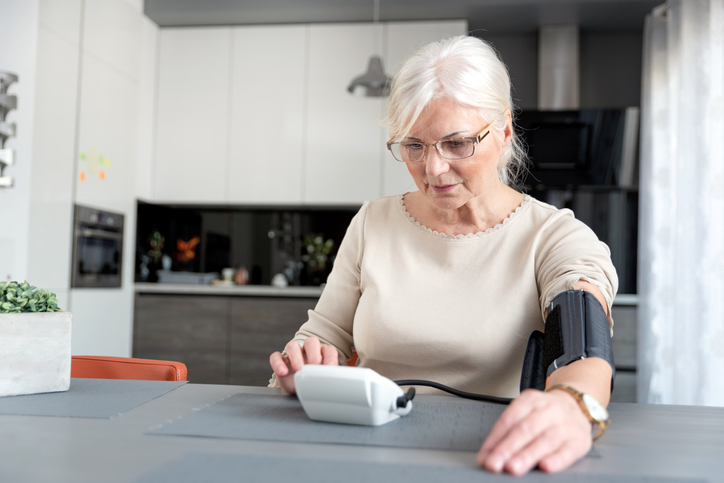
[269, 35, 617, 476]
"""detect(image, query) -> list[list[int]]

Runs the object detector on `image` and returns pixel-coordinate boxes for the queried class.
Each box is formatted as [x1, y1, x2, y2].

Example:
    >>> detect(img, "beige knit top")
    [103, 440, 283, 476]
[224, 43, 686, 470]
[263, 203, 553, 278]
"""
[270, 194, 618, 397]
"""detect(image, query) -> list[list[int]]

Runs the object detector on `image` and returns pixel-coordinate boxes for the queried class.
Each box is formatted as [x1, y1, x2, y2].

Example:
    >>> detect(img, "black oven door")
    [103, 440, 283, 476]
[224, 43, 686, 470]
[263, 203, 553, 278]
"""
[71, 226, 124, 288]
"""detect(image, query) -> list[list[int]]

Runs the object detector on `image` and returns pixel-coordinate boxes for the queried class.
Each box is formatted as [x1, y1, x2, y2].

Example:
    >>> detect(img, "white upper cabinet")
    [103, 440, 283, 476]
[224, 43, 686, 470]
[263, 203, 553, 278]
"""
[304, 24, 385, 204]
[27, 24, 80, 290]
[38, 0, 83, 47]
[75, 0, 146, 213]
[135, 17, 160, 202]
[381, 21, 468, 198]
[151, 20, 467, 205]
[75, 52, 139, 214]
[229, 26, 307, 204]
[83, 0, 142, 80]
[155, 28, 231, 202]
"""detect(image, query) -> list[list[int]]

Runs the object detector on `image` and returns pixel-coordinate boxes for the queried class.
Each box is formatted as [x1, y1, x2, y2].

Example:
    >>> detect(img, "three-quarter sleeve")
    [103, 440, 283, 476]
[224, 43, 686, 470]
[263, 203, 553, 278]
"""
[534, 209, 619, 325]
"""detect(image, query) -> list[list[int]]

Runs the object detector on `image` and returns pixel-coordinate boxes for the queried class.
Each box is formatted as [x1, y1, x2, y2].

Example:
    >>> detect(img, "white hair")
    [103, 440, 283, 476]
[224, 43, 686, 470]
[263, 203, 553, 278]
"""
[381, 35, 527, 188]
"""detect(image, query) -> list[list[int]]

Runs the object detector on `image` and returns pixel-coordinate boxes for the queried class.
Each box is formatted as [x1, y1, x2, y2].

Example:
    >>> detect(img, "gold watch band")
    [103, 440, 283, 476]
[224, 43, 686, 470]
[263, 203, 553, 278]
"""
[545, 384, 610, 440]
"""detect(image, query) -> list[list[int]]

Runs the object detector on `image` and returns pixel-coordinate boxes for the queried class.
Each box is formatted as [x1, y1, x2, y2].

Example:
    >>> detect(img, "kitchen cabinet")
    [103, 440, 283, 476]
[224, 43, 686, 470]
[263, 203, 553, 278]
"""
[27, 24, 80, 291]
[135, 16, 161, 201]
[304, 24, 385, 204]
[133, 294, 230, 384]
[229, 297, 317, 386]
[152, 21, 467, 205]
[133, 292, 316, 385]
[38, 0, 82, 46]
[155, 27, 231, 202]
[305, 21, 467, 203]
[228, 26, 307, 204]
[74, 52, 139, 213]
[83, 0, 142, 81]
[610, 304, 636, 403]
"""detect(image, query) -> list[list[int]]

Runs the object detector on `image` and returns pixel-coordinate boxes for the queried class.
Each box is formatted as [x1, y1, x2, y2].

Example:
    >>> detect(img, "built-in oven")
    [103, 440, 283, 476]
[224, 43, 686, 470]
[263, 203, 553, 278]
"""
[71, 205, 124, 288]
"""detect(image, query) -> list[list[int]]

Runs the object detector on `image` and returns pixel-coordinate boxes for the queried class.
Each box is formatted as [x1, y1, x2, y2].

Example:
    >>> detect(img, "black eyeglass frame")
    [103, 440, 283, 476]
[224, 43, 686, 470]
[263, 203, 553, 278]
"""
[386, 123, 494, 163]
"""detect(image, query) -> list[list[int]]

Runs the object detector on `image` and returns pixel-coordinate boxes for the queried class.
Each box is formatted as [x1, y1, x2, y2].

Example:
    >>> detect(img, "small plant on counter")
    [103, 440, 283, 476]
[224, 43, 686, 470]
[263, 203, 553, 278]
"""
[147, 230, 166, 263]
[0, 281, 62, 313]
[301, 234, 335, 273]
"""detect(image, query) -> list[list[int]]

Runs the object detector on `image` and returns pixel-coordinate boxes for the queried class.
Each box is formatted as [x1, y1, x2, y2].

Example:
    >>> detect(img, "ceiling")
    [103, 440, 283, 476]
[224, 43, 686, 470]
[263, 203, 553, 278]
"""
[144, 0, 662, 34]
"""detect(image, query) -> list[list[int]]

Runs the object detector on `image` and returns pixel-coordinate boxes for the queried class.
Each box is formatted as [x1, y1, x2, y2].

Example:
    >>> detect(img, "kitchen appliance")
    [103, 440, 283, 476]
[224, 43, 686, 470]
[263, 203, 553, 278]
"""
[71, 205, 124, 288]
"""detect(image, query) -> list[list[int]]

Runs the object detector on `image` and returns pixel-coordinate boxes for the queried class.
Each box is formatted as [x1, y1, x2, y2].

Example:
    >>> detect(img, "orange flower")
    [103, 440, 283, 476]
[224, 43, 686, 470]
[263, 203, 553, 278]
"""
[175, 236, 200, 262]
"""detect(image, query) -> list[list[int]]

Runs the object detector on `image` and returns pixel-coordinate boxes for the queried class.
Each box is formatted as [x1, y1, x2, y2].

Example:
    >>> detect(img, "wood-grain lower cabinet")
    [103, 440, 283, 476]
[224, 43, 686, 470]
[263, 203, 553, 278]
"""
[133, 293, 317, 385]
[133, 294, 230, 384]
[229, 297, 317, 386]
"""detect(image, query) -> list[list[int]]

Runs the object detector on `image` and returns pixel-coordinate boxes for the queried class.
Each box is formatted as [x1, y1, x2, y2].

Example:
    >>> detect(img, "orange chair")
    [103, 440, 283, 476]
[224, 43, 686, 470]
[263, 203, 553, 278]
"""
[71, 356, 188, 382]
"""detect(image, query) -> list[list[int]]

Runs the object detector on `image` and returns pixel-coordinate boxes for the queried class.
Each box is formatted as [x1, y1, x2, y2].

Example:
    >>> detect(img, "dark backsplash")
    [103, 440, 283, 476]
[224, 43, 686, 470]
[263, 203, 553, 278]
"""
[135, 202, 359, 286]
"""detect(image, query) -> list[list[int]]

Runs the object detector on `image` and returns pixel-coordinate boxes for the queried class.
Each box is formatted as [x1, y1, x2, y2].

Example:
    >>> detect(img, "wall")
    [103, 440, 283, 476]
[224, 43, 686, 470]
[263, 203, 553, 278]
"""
[0, 0, 40, 285]
[580, 32, 643, 108]
[483, 32, 539, 110]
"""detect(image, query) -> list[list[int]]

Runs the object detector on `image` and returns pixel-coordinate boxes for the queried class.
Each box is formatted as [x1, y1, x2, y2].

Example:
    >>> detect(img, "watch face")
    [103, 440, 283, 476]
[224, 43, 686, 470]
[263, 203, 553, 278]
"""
[582, 393, 609, 422]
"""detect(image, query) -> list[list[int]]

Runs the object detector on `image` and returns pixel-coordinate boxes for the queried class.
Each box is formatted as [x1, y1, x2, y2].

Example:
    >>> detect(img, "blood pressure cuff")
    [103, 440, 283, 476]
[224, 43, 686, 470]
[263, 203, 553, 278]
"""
[520, 290, 615, 393]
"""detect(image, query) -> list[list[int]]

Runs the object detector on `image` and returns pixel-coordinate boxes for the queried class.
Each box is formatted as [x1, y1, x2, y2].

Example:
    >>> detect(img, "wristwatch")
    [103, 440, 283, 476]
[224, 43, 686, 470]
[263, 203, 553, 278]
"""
[545, 384, 610, 440]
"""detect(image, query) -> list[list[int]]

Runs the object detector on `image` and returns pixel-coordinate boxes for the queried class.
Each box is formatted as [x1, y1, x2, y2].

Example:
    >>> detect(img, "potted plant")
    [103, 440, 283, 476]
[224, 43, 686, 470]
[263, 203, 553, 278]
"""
[301, 234, 335, 286]
[0, 281, 72, 397]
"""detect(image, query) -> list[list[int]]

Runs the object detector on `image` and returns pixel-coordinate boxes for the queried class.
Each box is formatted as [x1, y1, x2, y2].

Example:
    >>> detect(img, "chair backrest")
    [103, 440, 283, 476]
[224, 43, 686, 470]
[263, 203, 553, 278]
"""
[71, 356, 188, 381]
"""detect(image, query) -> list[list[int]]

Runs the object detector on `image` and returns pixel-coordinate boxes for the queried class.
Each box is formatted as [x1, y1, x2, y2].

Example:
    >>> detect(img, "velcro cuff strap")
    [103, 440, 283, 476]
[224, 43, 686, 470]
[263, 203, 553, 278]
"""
[543, 290, 615, 390]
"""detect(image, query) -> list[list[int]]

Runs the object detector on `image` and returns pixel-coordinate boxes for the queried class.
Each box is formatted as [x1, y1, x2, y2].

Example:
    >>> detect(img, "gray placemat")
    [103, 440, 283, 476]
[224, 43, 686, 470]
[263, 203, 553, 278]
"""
[133, 452, 706, 483]
[0, 378, 187, 418]
[149, 392, 508, 451]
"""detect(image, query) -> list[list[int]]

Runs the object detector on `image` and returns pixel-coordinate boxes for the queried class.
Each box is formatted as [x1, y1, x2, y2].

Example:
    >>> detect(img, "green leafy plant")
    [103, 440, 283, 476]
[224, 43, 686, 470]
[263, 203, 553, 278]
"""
[0, 281, 62, 313]
[147, 230, 165, 262]
[301, 234, 335, 273]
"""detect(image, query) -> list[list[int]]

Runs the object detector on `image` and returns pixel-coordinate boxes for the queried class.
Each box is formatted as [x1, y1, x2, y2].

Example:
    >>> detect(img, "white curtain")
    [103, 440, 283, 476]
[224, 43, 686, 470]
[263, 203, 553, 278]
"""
[638, 0, 724, 405]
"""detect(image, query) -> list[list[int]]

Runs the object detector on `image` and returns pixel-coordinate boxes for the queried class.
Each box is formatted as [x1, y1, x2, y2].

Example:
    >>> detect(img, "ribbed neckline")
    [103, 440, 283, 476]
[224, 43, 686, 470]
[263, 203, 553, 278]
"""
[399, 194, 531, 240]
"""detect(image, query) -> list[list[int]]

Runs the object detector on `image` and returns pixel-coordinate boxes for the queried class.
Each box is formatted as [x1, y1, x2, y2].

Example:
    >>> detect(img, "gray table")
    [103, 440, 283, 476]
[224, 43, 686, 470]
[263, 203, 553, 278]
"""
[1, 383, 723, 482]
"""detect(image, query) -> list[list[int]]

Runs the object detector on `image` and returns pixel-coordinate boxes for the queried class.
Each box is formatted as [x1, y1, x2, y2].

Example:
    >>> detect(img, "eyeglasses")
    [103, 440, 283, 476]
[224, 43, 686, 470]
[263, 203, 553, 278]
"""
[386, 123, 494, 163]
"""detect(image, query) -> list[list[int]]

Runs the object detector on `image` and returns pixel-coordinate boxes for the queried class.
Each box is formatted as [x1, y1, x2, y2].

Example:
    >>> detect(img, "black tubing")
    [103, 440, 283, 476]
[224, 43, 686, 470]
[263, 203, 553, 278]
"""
[394, 380, 512, 405]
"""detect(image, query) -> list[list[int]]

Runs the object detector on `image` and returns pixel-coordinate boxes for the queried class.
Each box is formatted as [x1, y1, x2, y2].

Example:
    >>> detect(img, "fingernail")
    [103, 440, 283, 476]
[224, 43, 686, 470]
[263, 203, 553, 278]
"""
[487, 456, 503, 473]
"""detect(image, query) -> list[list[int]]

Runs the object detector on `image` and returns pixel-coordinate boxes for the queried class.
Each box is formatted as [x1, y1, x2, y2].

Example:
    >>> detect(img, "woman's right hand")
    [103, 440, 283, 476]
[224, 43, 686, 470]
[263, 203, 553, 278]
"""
[269, 336, 339, 395]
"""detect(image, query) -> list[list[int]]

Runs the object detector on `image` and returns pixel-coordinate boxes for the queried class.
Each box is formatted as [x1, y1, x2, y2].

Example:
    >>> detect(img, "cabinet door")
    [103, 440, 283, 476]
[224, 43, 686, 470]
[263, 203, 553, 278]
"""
[229, 26, 307, 204]
[75, 52, 139, 214]
[27, 25, 79, 290]
[133, 294, 230, 384]
[230, 297, 317, 386]
[304, 24, 385, 204]
[83, 0, 142, 81]
[381, 21, 468, 197]
[155, 28, 231, 202]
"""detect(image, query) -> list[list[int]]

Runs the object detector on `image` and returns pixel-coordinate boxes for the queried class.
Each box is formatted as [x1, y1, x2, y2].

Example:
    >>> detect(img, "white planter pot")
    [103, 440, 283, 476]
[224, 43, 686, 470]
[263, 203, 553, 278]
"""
[0, 311, 72, 397]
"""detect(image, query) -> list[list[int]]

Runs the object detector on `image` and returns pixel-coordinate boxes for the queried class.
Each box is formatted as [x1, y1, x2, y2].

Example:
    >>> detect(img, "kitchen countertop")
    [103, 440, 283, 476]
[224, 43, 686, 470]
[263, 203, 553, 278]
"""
[135, 283, 636, 305]
[134, 282, 324, 298]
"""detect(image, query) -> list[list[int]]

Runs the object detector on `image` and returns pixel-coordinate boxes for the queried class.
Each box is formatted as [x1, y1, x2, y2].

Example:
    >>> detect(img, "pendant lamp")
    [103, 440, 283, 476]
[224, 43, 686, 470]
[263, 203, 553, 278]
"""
[347, 0, 391, 97]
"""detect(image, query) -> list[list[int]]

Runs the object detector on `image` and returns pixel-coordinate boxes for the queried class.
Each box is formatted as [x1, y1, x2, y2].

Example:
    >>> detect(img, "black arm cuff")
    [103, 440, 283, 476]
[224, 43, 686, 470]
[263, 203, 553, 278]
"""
[543, 290, 615, 390]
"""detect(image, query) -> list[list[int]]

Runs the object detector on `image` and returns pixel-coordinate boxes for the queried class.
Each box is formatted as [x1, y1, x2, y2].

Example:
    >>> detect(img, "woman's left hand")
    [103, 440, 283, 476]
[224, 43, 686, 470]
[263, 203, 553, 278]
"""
[477, 388, 593, 475]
